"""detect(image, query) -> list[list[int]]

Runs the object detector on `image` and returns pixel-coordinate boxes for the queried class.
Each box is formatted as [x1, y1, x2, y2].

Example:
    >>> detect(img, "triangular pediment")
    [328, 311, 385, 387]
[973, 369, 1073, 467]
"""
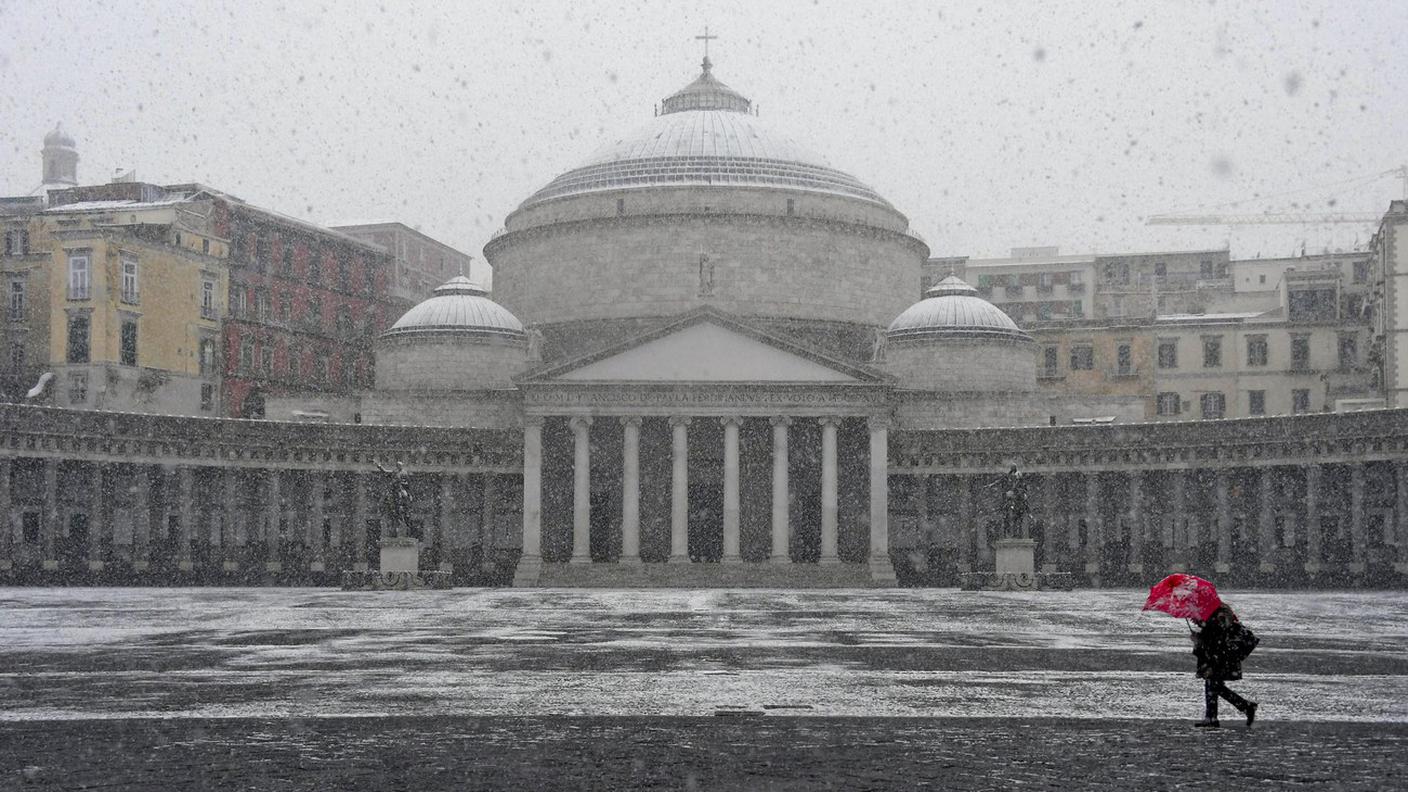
[521, 309, 885, 384]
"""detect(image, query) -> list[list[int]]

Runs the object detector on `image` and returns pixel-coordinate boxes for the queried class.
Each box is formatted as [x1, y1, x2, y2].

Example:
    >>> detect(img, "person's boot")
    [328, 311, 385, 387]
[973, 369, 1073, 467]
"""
[1194, 717, 1220, 728]
[1245, 702, 1258, 728]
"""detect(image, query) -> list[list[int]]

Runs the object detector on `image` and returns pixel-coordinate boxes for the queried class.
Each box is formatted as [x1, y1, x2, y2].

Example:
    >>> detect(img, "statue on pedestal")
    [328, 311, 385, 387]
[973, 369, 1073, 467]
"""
[376, 460, 413, 539]
[986, 465, 1029, 539]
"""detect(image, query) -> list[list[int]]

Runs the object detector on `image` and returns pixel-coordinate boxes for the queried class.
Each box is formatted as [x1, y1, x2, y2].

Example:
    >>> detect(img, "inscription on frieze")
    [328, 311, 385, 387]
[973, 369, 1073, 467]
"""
[530, 387, 884, 407]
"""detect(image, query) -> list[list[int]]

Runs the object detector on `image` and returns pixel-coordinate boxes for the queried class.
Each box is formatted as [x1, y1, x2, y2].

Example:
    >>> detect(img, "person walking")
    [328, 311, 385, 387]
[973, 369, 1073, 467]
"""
[1191, 604, 1259, 729]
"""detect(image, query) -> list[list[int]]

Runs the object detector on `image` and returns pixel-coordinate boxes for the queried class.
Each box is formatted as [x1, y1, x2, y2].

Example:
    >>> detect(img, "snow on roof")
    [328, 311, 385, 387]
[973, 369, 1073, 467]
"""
[42, 196, 191, 213]
[1155, 311, 1267, 324]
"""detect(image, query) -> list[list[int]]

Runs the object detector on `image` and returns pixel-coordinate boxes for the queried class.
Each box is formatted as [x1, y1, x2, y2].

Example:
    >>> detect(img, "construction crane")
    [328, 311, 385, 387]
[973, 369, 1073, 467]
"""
[1146, 165, 1407, 227]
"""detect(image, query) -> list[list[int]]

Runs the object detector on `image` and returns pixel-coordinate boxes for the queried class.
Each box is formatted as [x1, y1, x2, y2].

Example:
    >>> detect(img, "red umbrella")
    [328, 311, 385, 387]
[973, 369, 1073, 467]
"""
[1142, 573, 1222, 622]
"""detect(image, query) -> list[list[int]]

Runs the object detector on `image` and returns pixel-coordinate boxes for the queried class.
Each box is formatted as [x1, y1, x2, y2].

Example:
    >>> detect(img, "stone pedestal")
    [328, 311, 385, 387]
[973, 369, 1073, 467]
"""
[960, 538, 1073, 591]
[342, 537, 452, 590]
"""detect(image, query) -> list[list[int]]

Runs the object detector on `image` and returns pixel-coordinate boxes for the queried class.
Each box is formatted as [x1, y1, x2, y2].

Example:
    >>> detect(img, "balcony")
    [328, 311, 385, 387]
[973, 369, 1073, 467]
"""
[1067, 282, 1086, 293]
[1037, 367, 1064, 381]
[1109, 366, 1140, 379]
[1004, 285, 1025, 297]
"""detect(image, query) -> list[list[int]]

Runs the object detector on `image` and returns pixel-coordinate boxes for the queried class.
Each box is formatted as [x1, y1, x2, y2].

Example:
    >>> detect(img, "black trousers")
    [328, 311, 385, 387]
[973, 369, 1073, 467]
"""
[1205, 679, 1250, 719]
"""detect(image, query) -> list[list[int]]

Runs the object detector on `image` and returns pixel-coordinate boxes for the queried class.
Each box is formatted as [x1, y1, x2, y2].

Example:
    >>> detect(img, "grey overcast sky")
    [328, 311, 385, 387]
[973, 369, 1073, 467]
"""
[3, 0, 1407, 281]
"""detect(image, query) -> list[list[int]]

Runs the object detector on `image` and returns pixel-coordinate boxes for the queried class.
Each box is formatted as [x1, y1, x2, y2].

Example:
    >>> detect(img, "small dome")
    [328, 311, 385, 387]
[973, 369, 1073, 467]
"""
[888, 275, 1032, 342]
[44, 124, 75, 148]
[383, 276, 526, 339]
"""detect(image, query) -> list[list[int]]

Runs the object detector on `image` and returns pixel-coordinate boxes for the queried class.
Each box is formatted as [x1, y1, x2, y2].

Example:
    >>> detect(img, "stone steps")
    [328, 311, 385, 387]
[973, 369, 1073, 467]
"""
[530, 560, 885, 588]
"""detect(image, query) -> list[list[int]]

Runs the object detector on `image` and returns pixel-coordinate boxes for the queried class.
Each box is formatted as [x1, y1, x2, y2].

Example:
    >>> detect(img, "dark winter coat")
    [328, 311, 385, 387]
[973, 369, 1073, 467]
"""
[1192, 606, 1248, 681]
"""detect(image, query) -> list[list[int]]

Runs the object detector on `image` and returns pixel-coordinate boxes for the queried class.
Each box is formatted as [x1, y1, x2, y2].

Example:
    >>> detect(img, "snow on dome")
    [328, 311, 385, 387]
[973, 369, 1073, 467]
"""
[517, 62, 890, 209]
[887, 275, 1032, 342]
[383, 276, 526, 339]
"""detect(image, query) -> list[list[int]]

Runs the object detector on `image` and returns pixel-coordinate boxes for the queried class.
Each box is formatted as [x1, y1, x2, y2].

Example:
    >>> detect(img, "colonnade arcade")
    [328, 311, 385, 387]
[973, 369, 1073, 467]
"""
[518, 408, 894, 576]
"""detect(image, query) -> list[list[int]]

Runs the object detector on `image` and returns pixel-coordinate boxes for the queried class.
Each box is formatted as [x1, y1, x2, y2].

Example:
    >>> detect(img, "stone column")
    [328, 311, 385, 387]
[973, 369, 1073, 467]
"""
[515, 419, 540, 580]
[868, 417, 895, 582]
[353, 470, 369, 571]
[1349, 462, 1366, 570]
[1395, 462, 1408, 574]
[669, 416, 691, 563]
[817, 417, 839, 565]
[1169, 470, 1188, 572]
[437, 472, 453, 570]
[133, 465, 151, 572]
[310, 471, 327, 572]
[178, 467, 195, 571]
[0, 458, 11, 570]
[479, 472, 496, 570]
[916, 474, 934, 568]
[89, 463, 105, 571]
[1257, 467, 1276, 573]
[222, 468, 239, 568]
[1214, 469, 1232, 573]
[767, 417, 794, 564]
[266, 469, 282, 572]
[956, 474, 973, 573]
[1304, 465, 1322, 574]
[620, 417, 642, 564]
[721, 416, 743, 564]
[569, 416, 593, 564]
[1127, 470, 1144, 574]
[42, 459, 57, 570]
[1083, 472, 1100, 575]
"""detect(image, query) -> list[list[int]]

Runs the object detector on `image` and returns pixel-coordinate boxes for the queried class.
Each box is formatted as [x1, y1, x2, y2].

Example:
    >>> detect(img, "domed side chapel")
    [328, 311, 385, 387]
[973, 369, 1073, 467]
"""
[270, 55, 1142, 586]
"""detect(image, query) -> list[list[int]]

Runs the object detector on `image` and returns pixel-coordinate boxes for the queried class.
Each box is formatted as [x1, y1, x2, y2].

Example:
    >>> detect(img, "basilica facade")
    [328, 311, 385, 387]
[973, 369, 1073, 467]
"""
[2, 60, 1406, 588]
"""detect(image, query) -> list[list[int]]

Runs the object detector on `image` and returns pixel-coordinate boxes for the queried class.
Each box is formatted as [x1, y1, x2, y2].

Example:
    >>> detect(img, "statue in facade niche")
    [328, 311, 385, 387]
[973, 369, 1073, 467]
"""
[525, 327, 544, 362]
[376, 459, 414, 539]
[698, 253, 715, 296]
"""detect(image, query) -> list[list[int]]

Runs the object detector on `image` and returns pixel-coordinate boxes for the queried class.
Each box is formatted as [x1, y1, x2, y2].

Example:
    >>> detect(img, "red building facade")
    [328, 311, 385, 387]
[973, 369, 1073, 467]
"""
[208, 197, 405, 418]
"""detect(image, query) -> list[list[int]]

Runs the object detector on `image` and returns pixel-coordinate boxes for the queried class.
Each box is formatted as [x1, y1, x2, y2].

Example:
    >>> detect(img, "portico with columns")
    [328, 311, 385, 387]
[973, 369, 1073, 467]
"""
[512, 308, 897, 586]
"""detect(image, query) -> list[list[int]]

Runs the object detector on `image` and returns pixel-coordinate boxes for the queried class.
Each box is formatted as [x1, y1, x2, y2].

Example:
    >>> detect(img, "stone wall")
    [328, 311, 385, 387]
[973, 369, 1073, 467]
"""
[487, 213, 924, 330]
[882, 339, 1037, 394]
[375, 335, 528, 391]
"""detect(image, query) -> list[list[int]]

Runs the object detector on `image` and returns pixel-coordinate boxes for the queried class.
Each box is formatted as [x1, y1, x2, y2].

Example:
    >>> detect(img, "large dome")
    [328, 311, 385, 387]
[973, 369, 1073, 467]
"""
[888, 275, 1032, 342]
[517, 59, 890, 210]
[384, 277, 526, 339]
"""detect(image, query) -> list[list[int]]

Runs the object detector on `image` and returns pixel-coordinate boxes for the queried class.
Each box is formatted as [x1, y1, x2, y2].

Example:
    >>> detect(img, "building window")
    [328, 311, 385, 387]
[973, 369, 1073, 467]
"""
[68, 371, 88, 403]
[1338, 333, 1357, 370]
[1249, 390, 1266, 416]
[336, 306, 352, 336]
[277, 294, 291, 324]
[1041, 346, 1059, 377]
[1292, 388, 1311, 414]
[1157, 339, 1178, 369]
[337, 259, 351, 291]
[119, 318, 138, 366]
[312, 356, 328, 384]
[239, 338, 254, 371]
[308, 252, 322, 285]
[254, 289, 270, 321]
[230, 287, 247, 318]
[288, 346, 301, 380]
[67, 251, 91, 300]
[1202, 336, 1222, 368]
[202, 238, 210, 255]
[9, 341, 24, 372]
[307, 295, 322, 330]
[1290, 335, 1311, 370]
[1156, 392, 1181, 416]
[1116, 343, 1134, 376]
[260, 346, 273, 377]
[1069, 345, 1094, 370]
[364, 266, 376, 294]
[617, 198, 627, 216]
[66, 314, 90, 363]
[1199, 392, 1225, 419]
[200, 383, 214, 412]
[120, 253, 140, 304]
[1154, 262, 1167, 279]
[3, 229, 31, 255]
[1246, 335, 1268, 367]
[254, 235, 270, 273]
[198, 338, 216, 376]
[1353, 259, 1370, 284]
[8, 280, 24, 321]
[1038, 272, 1053, 292]
[785, 198, 794, 216]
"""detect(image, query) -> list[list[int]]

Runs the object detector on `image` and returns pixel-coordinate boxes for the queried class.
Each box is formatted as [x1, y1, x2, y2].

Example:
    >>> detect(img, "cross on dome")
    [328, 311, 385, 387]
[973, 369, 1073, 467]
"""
[695, 25, 718, 73]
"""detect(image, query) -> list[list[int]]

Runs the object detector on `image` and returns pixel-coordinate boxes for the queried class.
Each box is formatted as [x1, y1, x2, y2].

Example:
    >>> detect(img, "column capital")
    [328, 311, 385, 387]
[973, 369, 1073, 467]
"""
[568, 415, 594, 431]
[768, 415, 793, 428]
[719, 415, 745, 428]
[619, 416, 644, 428]
[867, 414, 893, 431]
[815, 416, 842, 428]
[668, 415, 693, 428]
[523, 415, 546, 428]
